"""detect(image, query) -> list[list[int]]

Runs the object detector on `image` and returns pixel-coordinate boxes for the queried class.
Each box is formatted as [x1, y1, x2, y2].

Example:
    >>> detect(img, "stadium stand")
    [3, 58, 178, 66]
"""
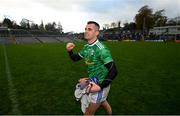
[0, 28, 83, 44]
[15, 37, 40, 44]
[37, 37, 60, 43]
[0, 37, 13, 44]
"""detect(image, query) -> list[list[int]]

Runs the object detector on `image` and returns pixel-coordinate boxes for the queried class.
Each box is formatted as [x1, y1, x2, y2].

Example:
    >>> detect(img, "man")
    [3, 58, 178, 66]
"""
[66, 21, 118, 115]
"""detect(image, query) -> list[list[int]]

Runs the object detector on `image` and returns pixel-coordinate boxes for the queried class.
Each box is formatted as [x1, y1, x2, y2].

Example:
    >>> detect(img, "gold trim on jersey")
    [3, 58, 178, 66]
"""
[85, 58, 94, 65]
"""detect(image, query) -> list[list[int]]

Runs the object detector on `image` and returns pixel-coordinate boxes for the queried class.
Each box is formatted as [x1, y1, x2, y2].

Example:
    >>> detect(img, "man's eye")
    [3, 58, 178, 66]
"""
[85, 28, 92, 31]
[88, 28, 92, 31]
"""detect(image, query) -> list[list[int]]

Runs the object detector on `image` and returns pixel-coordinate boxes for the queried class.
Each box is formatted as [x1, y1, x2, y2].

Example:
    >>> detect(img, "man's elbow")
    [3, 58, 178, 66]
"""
[71, 58, 80, 62]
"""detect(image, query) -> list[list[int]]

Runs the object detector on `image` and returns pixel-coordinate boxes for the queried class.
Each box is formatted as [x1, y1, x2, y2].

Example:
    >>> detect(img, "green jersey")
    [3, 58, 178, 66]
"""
[78, 39, 113, 84]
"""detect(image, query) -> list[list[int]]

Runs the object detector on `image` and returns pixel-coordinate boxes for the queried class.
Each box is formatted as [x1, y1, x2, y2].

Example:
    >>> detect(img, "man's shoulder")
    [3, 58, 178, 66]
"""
[95, 40, 107, 50]
[84, 44, 89, 47]
[96, 41, 112, 56]
[81, 44, 89, 50]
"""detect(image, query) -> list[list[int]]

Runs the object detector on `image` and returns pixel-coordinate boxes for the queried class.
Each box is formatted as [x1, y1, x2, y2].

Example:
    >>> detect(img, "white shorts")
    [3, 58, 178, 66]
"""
[89, 85, 111, 103]
[80, 85, 111, 113]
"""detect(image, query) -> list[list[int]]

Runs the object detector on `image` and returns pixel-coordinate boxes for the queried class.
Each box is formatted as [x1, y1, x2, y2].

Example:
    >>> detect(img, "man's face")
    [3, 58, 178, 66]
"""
[84, 24, 99, 40]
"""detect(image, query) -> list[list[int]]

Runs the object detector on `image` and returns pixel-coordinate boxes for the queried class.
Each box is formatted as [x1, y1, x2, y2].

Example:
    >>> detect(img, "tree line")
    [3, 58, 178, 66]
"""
[0, 18, 63, 33]
[103, 5, 180, 33]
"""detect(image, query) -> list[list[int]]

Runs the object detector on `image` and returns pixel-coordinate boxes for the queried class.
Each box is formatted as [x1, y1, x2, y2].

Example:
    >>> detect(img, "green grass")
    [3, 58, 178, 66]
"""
[0, 45, 11, 114]
[0, 42, 180, 114]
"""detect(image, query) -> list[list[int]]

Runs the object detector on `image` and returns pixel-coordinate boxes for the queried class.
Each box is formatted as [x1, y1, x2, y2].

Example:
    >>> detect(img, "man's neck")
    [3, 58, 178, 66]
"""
[87, 38, 97, 45]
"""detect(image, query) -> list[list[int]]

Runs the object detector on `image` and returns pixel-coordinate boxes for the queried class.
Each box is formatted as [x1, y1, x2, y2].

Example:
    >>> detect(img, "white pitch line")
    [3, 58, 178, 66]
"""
[3, 45, 21, 114]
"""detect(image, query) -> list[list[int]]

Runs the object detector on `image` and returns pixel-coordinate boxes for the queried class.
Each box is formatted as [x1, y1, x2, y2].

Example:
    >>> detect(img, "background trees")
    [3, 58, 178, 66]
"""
[103, 5, 178, 34]
[134, 5, 154, 32]
[3, 18, 13, 28]
[0, 17, 63, 33]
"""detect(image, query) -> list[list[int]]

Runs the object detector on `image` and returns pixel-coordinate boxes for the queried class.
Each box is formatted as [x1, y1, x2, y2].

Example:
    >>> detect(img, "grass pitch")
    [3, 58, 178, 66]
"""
[0, 42, 180, 114]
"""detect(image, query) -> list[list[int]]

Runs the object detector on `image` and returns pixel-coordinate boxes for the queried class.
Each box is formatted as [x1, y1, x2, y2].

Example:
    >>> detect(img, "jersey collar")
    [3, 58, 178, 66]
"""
[88, 39, 99, 46]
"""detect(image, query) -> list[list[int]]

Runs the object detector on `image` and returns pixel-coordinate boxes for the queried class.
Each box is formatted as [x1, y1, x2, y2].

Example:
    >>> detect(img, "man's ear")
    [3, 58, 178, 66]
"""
[96, 31, 100, 36]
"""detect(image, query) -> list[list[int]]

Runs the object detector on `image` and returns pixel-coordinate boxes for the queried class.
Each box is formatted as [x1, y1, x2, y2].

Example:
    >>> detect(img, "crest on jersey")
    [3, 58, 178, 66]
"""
[85, 58, 94, 65]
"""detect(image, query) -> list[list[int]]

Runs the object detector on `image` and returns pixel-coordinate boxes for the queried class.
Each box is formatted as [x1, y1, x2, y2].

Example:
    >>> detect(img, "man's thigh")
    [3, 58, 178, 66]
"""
[85, 102, 101, 115]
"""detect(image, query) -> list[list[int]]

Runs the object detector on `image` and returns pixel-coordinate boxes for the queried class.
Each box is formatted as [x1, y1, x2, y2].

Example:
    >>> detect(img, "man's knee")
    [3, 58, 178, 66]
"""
[85, 103, 100, 115]
[101, 101, 112, 115]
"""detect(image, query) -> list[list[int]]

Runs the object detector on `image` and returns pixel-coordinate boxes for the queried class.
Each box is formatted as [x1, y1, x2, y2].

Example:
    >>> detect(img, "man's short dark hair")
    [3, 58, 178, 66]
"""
[87, 21, 100, 30]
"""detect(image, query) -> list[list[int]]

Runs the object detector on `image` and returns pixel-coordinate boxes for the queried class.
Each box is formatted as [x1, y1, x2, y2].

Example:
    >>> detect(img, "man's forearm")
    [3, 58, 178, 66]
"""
[99, 62, 118, 89]
[68, 50, 82, 61]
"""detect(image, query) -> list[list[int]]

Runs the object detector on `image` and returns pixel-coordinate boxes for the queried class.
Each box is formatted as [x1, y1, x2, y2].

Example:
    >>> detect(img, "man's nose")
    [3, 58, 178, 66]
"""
[84, 31, 88, 34]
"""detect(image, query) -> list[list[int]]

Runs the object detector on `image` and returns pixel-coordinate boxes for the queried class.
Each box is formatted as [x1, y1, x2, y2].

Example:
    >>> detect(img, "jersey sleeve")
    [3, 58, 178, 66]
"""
[100, 48, 113, 64]
[78, 46, 86, 58]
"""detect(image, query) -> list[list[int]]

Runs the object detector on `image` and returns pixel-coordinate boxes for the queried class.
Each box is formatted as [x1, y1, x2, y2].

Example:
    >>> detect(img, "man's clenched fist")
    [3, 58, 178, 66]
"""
[66, 42, 75, 51]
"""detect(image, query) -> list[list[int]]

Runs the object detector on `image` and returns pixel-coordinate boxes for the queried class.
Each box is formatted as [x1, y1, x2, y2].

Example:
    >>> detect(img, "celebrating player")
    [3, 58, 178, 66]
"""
[66, 21, 118, 115]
